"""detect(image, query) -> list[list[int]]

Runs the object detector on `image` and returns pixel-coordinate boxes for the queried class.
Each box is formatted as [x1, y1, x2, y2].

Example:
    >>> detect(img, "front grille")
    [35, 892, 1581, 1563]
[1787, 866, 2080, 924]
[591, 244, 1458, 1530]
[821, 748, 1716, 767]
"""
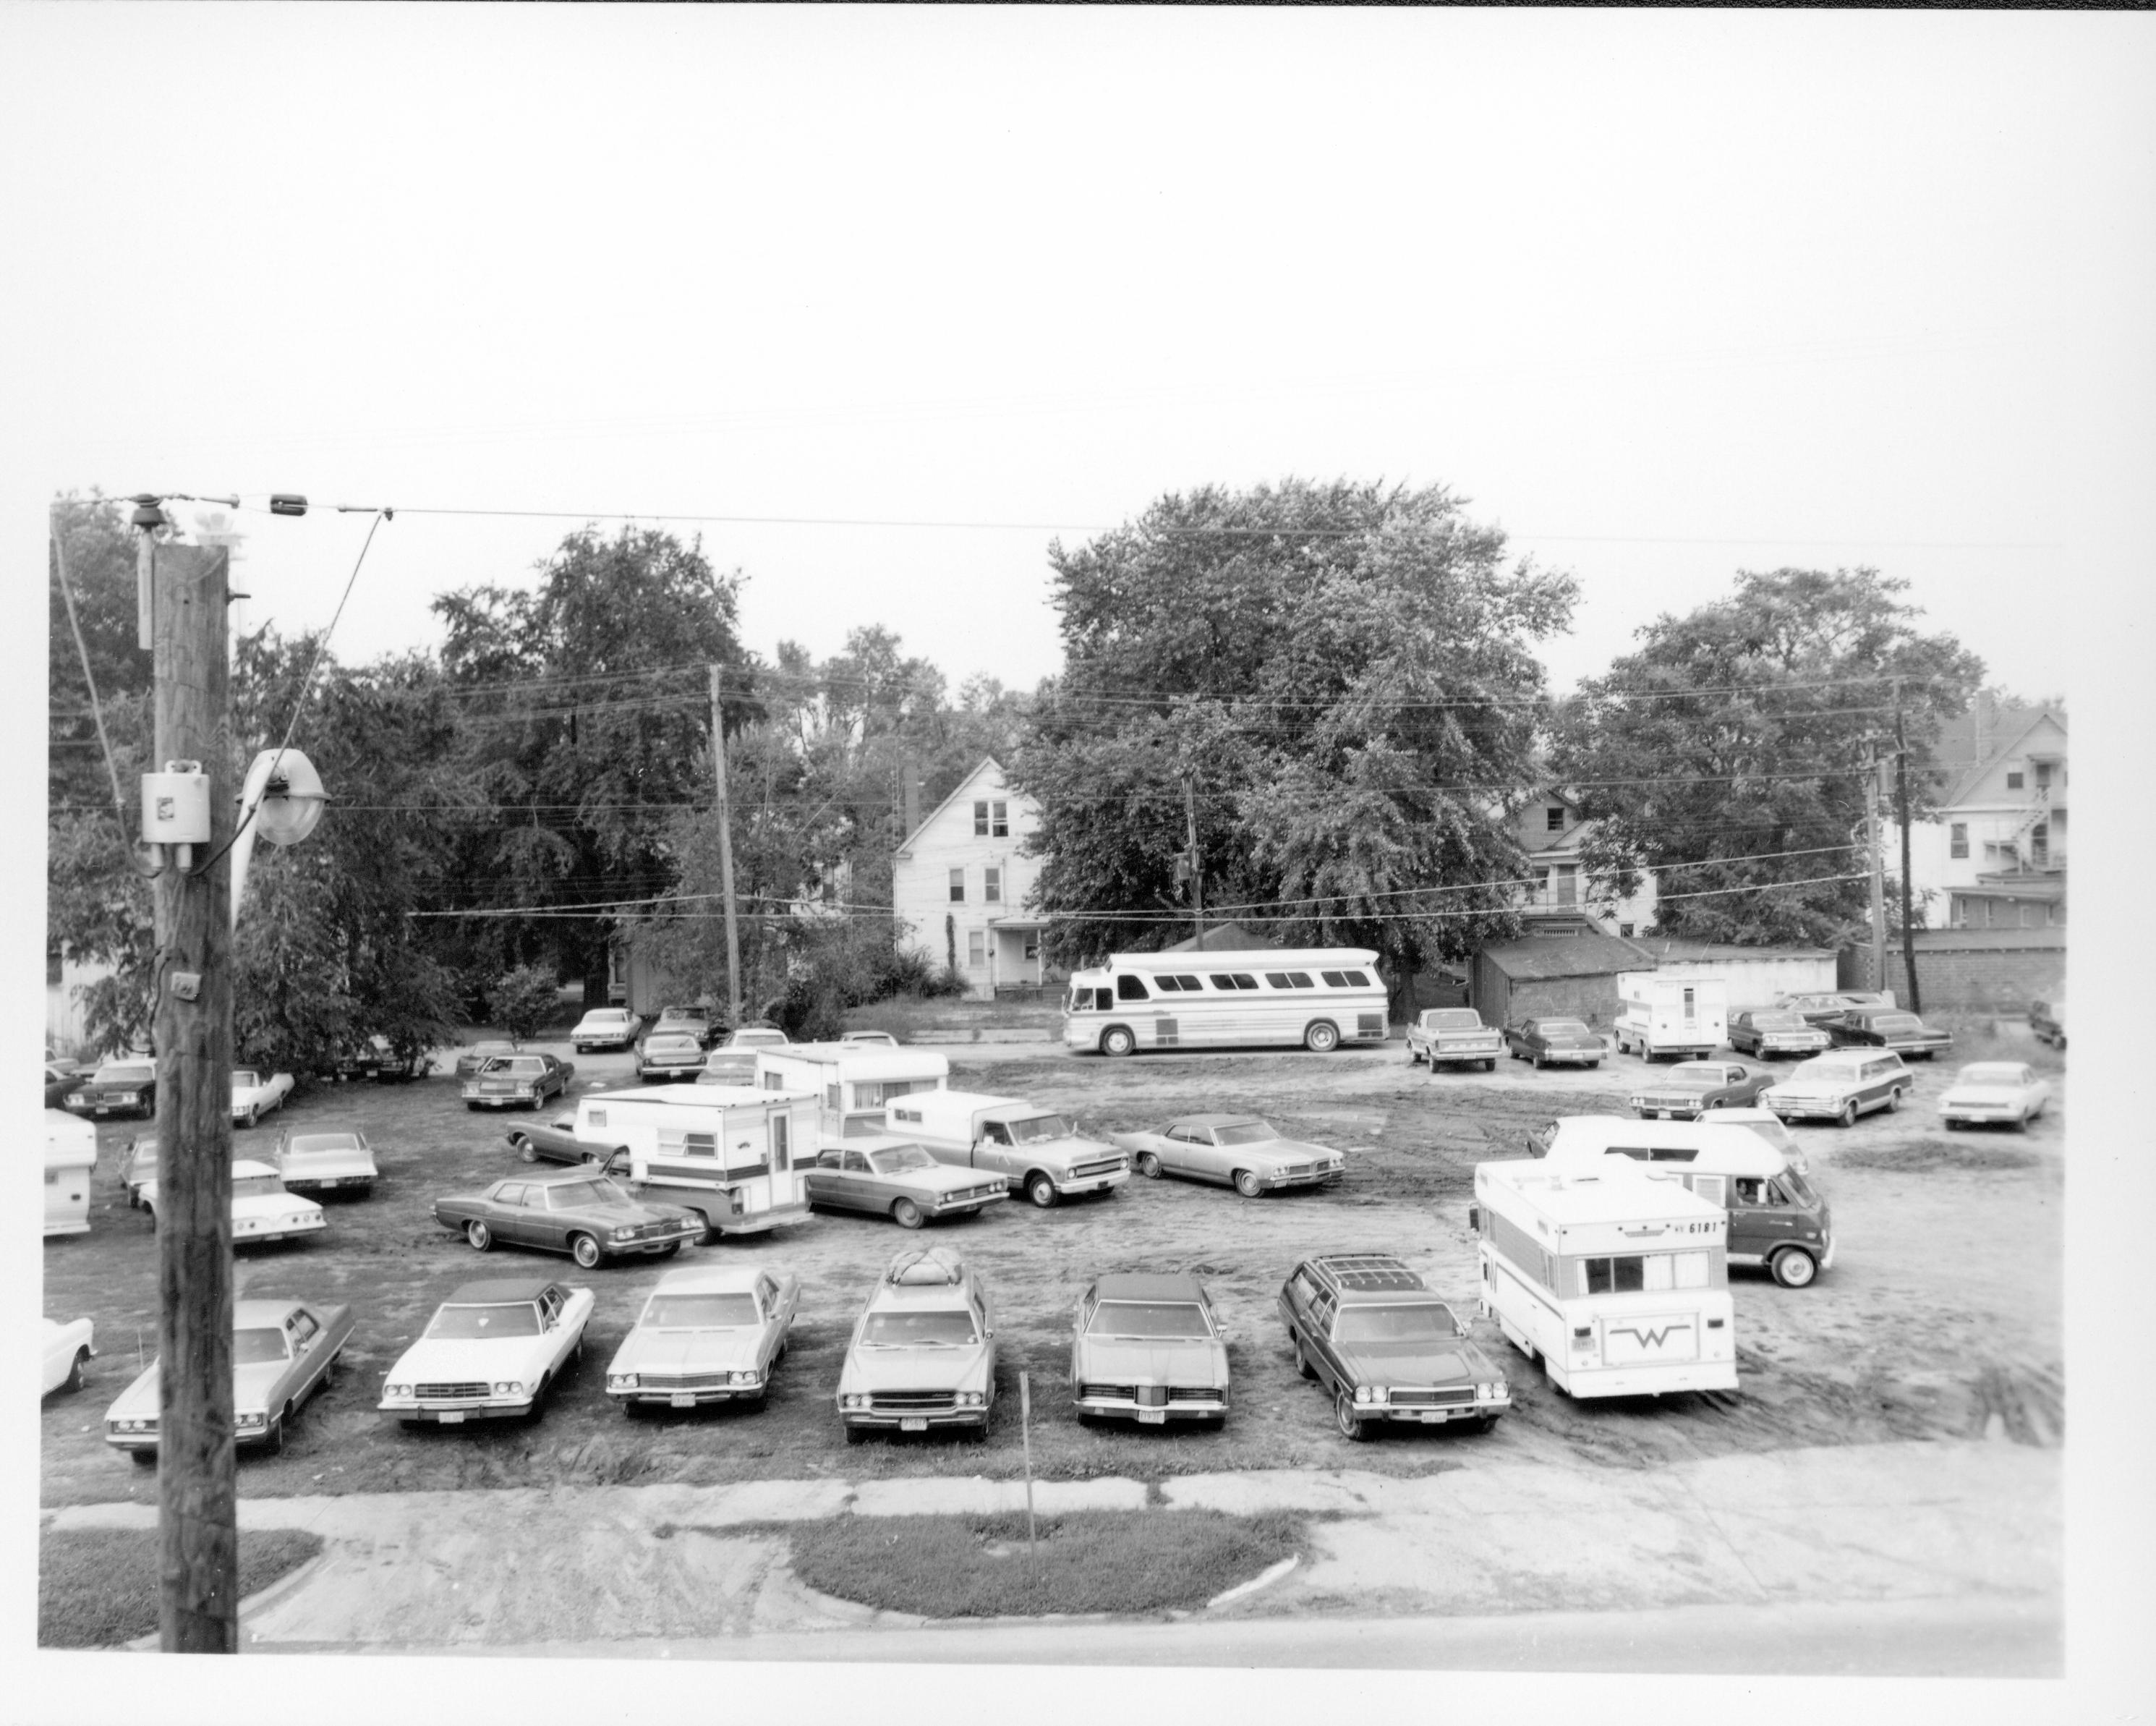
[639, 1372, 729, 1390]
[1389, 1387, 1475, 1408]
[1069, 1158, 1124, 1180]
[869, 1390, 957, 1413]
[1080, 1382, 1135, 1400]
[946, 1186, 1002, 1205]
[416, 1381, 490, 1401]
[1168, 1386, 1224, 1403]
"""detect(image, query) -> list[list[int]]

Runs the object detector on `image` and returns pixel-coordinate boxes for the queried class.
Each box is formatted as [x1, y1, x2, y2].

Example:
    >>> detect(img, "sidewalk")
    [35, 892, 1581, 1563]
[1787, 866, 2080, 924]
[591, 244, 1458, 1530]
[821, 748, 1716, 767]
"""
[45, 1437, 2059, 1668]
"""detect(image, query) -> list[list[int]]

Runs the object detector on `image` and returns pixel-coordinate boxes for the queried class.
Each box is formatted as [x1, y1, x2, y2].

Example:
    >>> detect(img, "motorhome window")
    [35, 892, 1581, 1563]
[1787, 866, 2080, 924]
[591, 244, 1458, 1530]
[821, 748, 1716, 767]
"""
[1265, 973, 1292, 989]
[1169, 974, 1203, 990]
[1117, 975, 1151, 1002]
[825, 1084, 842, 1112]
[1691, 1175, 1727, 1206]
[1209, 974, 1259, 990]
[1648, 1147, 1700, 1162]
[770, 1115, 791, 1172]
[894, 1107, 923, 1124]
[1488, 1213, 1554, 1291]
[1231, 973, 1258, 989]
[1286, 972, 1314, 988]
[1582, 1255, 1647, 1295]
[1674, 1251, 1710, 1288]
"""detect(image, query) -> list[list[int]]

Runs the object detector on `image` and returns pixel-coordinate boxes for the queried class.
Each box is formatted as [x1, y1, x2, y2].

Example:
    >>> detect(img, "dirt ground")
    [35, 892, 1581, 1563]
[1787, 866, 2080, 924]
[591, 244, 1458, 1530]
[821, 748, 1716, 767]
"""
[39, 1037, 2063, 1508]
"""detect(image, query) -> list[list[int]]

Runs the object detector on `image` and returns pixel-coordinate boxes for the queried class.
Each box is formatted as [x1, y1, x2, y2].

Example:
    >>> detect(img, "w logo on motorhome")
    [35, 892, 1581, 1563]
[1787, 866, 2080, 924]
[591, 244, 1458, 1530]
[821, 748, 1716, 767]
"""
[1604, 1319, 1696, 1358]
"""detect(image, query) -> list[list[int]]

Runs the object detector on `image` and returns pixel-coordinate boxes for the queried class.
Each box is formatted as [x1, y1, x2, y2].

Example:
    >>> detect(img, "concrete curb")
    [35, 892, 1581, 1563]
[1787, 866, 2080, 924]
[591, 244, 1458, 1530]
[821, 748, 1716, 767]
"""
[1205, 1553, 1300, 1611]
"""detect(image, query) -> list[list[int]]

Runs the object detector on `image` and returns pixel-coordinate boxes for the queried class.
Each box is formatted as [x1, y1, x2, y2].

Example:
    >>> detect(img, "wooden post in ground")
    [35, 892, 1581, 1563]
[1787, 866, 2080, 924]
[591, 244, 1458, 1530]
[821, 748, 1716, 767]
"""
[710, 663, 742, 1026]
[151, 543, 239, 1652]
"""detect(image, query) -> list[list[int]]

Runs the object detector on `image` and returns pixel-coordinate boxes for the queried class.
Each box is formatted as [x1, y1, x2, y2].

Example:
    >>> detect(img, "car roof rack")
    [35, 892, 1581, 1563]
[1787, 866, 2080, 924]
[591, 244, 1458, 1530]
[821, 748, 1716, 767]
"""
[1316, 1253, 1426, 1292]
[885, 1246, 967, 1287]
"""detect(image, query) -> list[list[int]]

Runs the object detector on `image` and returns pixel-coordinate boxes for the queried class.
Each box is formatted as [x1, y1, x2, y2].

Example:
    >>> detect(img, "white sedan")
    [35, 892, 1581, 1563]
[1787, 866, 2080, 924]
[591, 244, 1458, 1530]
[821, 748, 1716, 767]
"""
[140, 1160, 328, 1246]
[1938, 1062, 2053, 1131]
[231, 1068, 296, 1128]
[276, 1128, 380, 1196]
[43, 1317, 95, 1397]
[378, 1277, 595, 1426]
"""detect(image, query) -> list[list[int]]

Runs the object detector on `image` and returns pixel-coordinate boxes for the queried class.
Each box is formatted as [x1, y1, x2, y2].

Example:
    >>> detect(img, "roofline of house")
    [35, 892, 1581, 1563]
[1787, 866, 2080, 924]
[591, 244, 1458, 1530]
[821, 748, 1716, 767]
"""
[896, 757, 1009, 856]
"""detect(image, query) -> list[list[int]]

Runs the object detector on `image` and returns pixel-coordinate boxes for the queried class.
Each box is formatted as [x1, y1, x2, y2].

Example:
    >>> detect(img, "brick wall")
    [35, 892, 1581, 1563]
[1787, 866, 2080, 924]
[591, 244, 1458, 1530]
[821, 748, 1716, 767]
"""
[1838, 934, 2065, 1013]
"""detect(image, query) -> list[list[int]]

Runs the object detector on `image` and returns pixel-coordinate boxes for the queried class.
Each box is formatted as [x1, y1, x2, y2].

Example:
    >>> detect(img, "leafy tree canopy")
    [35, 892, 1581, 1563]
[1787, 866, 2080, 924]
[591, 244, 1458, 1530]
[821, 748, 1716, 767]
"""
[1018, 477, 1577, 1000]
[1549, 566, 1985, 946]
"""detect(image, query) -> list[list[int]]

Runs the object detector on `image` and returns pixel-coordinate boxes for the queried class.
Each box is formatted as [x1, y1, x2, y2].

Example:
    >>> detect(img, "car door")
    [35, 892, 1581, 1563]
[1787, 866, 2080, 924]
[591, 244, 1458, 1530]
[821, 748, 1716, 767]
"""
[537, 1287, 574, 1381]
[837, 1147, 881, 1214]
[976, 1121, 1020, 1181]
[1726, 1176, 1777, 1260]
[484, 1181, 532, 1246]
[1070, 1283, 1097, 1384]
[1162, 1125, 1206, 1182]
[286, 1307, 328, 1403]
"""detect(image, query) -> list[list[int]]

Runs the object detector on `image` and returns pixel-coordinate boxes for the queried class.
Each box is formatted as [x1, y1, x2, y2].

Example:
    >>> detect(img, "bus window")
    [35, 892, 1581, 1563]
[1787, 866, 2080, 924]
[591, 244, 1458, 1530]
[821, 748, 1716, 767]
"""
[1321, 971, 1347, 987]
[1116, 974, 1150, 1002]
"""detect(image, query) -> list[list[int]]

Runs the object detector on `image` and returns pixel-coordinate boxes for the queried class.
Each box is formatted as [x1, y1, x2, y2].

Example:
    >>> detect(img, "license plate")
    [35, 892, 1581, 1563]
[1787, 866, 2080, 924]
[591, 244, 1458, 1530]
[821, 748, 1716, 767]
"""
[671, 1393, 696, 1408]
[1138, 1409, 1166, 1425]
[900, 1416, 927, 1432]
[438, 1410, 465, 1424]
[1416, 1410, 1446, 1423]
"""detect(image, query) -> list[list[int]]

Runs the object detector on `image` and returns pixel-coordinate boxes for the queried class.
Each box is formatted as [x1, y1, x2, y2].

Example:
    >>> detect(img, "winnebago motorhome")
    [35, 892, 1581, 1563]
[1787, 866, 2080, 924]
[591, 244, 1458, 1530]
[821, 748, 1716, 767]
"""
[1613, 972, 1727, 1061]
[1063, 948, 1386, 1056]
[44, 1110, 97, 1238]
[755, 1043, 949, 1140]
[1471, 1157, 1737, 1396]
[1535, 1115, 1835, 1288]
[887, 1089, 1128, 1208]
[570, 1086, 813, 1238]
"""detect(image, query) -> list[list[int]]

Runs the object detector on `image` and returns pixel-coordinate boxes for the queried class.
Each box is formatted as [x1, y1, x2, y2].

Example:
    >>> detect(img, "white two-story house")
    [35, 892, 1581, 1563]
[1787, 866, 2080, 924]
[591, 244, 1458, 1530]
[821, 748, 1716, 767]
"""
[892, 758, 1054, 999]
[1515, 791, 1659, 938]
[1894, 704, 2066, 930]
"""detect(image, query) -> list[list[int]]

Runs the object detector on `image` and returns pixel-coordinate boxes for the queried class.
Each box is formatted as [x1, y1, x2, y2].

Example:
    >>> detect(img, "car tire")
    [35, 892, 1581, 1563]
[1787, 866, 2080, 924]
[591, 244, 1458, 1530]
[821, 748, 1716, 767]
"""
[1838, 1100, 1859, 1128]
[1101, 1026, 1137, 1058]
[1942, 1117, 1961, 1131]
[1232, 1169, 1264, 1199]
[1771, 1246, 1818, 1289]
[656, 1242, 681, 1258]
[1025, 1172, 1058, 1210]
[1886, 1088, 1901, 1113]
[570, 1233, 602, 1270]
[1304, 1021, 1340, 1054]
[1135, 1152, 1162, 1180]
[511, 1134, 540, 1164]
[1334, 1390, 1371, 1442]
[1482, 1059, 1496, 1073]
[245, 1106, 259, 1129]
[891, 1199, 925, 1230]
[845, 1425, 867, 1445]
[1532, 1052, 1546, 1069]
[1292, 1334, 1316, 1380]
[64, 1349, 88, 1394]
[131, 1448, 156, 1468]
[466, 1220, 493, 1253]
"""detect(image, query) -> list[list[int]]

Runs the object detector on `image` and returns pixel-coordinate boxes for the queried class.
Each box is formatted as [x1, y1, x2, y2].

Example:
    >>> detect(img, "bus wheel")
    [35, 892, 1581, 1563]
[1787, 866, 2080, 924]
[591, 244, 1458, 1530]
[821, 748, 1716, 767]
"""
[1303, 1021, 1340, 1054]
[1100, 1026, 1136, 1058]
[1333, 1390, 1371, 1442]
[1771, 1246, 1818, 1288]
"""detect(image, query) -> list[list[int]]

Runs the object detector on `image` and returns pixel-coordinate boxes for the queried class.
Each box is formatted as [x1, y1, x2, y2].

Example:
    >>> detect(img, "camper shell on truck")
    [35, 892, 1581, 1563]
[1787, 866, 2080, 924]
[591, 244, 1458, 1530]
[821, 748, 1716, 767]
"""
[566, 1085, 813, 1239]
[1535, 1115, 1835, 1288]
[1470, 1158, 1737, 1398]
[754, 1044, 950, 1141]
[885, 1089, 1128, 1209]
[1612, 972, 1728, 1062]
[44, 1110, 97, 1238]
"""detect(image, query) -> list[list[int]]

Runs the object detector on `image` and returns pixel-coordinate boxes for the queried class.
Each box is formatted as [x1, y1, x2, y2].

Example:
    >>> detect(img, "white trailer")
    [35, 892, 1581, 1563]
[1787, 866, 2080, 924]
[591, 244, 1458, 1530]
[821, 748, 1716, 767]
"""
[1471, 1157, 1737, 1397]
[1612, 972, 1728, 1061]
[44, 1110, 97, 1238]
[753, 1043, 949, 1141]
[569, 1085, 814, 1238]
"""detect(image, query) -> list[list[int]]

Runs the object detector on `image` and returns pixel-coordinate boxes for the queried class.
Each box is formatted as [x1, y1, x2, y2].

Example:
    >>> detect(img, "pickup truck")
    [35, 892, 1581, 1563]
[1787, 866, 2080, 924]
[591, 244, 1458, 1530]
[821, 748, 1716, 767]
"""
[1405, 1008, 1503, 1071]
[885, 1089, 1128, 1210]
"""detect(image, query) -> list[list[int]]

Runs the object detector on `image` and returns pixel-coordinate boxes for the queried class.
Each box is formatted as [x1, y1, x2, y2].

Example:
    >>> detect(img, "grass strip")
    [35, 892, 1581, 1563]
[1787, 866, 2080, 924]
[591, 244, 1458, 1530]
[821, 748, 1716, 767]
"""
[1838, 1140, 2040, 1173]
[40, 1527, 325, 1649]
[773, 1508, 1305, 1617]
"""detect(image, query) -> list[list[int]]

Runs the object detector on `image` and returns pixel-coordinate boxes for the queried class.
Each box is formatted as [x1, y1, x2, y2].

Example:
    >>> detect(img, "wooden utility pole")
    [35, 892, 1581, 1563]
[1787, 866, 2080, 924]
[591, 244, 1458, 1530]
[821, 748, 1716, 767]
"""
[150, 543, 239, 1653]
[709, 665, 742, 1026]
[1866, 741, 1887, 996]
[1183, 775, 1204, 948]
[1895, 685, 1922, 1016]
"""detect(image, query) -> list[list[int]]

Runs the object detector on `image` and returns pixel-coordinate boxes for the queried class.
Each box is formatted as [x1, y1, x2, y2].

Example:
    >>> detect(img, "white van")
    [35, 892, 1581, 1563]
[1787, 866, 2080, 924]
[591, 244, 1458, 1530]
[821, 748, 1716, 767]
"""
[886, 1089, 1128, 1209]
[44, 1110, 98, 1238]
[569, 1085, 814, 1238]
[1613, 973, 1727, 1061]
[754, 1043, 949, 1141]
[1536, 1115, 1836, 1288]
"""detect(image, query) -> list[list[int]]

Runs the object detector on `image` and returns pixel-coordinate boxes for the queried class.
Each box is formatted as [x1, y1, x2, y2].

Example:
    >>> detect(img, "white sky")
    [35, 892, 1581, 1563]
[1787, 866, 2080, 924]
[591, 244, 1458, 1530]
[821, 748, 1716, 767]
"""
[9, 9, 2155, 1719]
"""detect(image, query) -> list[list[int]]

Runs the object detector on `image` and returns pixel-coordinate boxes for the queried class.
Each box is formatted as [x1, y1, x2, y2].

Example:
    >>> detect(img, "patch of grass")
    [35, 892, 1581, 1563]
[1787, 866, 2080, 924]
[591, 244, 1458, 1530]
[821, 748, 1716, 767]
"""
[845, 997, 1062, 1038]
[1927, 1015, 2065, 1076]
[1838, 1139, 2040, 1173]
[773, 1508, 1304, 1617]
[40, 1526, 324, 1648]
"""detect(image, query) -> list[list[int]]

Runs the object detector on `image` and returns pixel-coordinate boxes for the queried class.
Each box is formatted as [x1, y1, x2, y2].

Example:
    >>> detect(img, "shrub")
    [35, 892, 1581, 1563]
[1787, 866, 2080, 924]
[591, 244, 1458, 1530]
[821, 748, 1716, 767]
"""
[490, 964, 562, 1045]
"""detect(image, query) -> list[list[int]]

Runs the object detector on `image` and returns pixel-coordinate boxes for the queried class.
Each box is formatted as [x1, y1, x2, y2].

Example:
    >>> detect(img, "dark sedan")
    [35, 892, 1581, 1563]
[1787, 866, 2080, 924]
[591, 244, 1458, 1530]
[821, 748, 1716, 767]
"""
[44, 1062, 88, 1110]
[1727, 1011, 1831, 1059]
[504, 1116, 624, 1168]
[1627, 1060, 1775, 1120]
[461, 1051, 576, 1110]
[63, 1059, 158, 1120]
[1502, 1019, 1606, 1069]
[1823, 1007, 1953, 1060]
[435, 1171, 704, 1268]
[636, 1030, 707, 1083]
[652, 1006, 718, 1049]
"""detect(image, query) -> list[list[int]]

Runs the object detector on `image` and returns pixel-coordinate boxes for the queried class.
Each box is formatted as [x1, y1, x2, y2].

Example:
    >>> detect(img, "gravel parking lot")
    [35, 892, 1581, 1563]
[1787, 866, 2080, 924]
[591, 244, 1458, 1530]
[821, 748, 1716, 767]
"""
[40, 1036, 2064, 1509]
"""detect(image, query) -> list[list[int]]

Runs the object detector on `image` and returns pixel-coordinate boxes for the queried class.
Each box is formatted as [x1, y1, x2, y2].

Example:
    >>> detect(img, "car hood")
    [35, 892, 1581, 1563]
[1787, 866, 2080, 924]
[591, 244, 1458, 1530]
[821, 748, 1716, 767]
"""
[386, 1336, 553, 1381]
[1334, 1340, 1489, 1387]
[611, 1329, 764, 1375]
[1073, 1336, 1227, 1385]
[1635, 1077, 1720, 1096]
[545, 1199, 696, 1229]
[892, 1164, 1010, 1197]
[1941, 1083, 2035, 1105]
[840, 1342, 992, 1394]
[1239, 1138, 1341, 1164]
[232, 1359, 294, 1415]
[105, 1364, 161, 1423]
[77, 1079, 148, 1098]
[1007, 1135, 1118, 1168]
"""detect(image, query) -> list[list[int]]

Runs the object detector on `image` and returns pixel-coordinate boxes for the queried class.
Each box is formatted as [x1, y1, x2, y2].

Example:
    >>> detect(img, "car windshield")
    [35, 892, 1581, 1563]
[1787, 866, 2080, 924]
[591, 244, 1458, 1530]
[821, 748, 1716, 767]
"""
[1668, 1065, 1721, 1081]
[233, 1176, 288, 1199]
[639, 1293, 759, 1329]
[1334, 1303, 1459, 1343]
[426, 1302, 541, 1340]
[1087, 1300, 1211, 1340]
[288, 1134, 360, 1155]
[1211, 1121, 1276, 1147]
[1785, 1058, 1849, 1082]
[1864, 1014, 1922, 1032]
[868, 1146, 937, 1175]
[860, 1309, 979, 1348]
[101, 1065, 153, 1084]
[1540, 1021, 1590, 1037]
[1006, 1114, 1075, 1144]
[232, 1327, 289, 1364]
[1750, 1014, 1807, 1032]
[1959, 1064, 2030, 1086]
[647, 1037, 699, 1054]
[231, 1071, 260, 1089]
[482, 1058, 540, 1076]
[731, 1030, 783, 1046]
[545, 1179, 626, 1209]
[1781, 1169, 1822, 1207]
[1426, 1011, 1483, 1030]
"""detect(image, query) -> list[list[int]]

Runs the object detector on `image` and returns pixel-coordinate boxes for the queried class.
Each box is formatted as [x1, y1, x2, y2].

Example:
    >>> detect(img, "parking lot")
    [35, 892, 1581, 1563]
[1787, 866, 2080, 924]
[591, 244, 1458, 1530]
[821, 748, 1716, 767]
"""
[40, 1034, 2065, 1512]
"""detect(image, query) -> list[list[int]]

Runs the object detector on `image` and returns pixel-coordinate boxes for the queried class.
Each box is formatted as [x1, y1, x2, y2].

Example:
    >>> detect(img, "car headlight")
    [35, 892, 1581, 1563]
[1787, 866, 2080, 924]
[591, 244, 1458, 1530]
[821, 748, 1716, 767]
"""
[729, 1369, 760, 1387]
[611, 1226, 636, 1241]
[116, 1092, 139, 1105]
[959, 1390, 985, 1407]
[608, 1374, 639, 1392]
[1493, 1380, 1508, 1400]
[494, 1381, 521, 1396]
[841, 1394, 869, 1411]
[1358, 1385, 1386, 1404]
[235, 1411, 268, 1429]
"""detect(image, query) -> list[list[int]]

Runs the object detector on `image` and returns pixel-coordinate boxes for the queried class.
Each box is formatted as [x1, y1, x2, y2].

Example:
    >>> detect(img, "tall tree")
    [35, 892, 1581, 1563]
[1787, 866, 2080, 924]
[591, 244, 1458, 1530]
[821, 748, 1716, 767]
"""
[1549, 566, 1985, 945]
[1018, 478, 1577, 1006]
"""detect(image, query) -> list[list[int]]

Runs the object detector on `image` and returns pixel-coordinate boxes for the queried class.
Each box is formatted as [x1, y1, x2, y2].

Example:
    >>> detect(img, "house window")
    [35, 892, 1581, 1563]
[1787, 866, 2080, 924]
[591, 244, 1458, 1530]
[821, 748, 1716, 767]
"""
[1618, 922, 1634, 938]
[2033, 762, 2053, 788]
[1546, 805, 1566, 833]
[948, 869, 966, 903]
[984, 867, 1002, 904]
[2006, 770, 2024, 790]
[973, 800, 1009, 838]
[967, 930, 987, 967]
[1949, 822, 1968, 859]
[1023, 936, 1039, 962]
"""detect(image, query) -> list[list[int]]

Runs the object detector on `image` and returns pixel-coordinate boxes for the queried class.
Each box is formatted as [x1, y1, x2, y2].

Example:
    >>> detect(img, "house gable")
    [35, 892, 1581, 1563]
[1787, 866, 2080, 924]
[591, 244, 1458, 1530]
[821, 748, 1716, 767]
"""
[1941, 710, 2066, 814]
